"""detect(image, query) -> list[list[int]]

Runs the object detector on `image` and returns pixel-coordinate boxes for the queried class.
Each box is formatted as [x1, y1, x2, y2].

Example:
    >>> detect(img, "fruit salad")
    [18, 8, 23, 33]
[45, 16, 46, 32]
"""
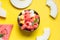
[18, 9, 40, 32]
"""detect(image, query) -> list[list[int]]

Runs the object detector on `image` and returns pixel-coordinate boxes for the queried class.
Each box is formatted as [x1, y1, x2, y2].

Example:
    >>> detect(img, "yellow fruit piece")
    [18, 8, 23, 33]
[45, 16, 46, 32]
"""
[32, 17, 35, 21]
[20, 20, 24, 24]
[34, 17, 35, 21]
[20, 15, 24, 19]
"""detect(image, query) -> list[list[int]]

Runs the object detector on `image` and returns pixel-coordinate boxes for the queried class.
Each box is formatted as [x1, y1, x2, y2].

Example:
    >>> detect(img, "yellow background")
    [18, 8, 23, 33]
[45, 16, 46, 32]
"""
[0, 0, 60, 40]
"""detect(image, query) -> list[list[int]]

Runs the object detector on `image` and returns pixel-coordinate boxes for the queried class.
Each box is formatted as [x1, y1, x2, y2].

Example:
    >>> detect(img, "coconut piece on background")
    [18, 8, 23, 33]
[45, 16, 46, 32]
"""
[36, 28, 50, 40]
[0, 2, 6, 18]
[46, 0, 58, 18]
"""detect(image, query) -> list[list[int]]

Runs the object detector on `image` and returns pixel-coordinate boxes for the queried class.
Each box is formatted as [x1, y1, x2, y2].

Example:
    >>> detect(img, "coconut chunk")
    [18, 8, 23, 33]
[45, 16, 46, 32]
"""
[46, 0, 58, 18]
[36, 28, 50, 40]
[0, 2, 6, 18]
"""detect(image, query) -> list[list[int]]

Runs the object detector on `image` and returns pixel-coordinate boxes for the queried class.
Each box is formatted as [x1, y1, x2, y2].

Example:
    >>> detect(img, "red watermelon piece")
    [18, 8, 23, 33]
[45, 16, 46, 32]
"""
[0, 24, 13, 40]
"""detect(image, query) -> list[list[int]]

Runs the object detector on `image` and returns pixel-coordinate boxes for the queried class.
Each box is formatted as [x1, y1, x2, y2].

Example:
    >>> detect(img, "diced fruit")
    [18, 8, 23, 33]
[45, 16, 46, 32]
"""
[30, 26, 34, 31]
[30, 17, 35, 22]
[21, 24, 27, 30]
[25, 21, 30, 26]
[25, 21, 32, 26]
[34, 19, 38, 23]
[35, 15, 39, 19]
[25, 10, 30, 14]
[0, 34, 3, 38]
[20, 20, 24, 24]
[26, 26, 31, 30]
[20, 15, 24, 20]
[30, 10, 35, 17]
[33, 23, 38, 29]
[21, 26, 25, 30]
[24, 13, 30, 21]
[22, 10, 25, 15]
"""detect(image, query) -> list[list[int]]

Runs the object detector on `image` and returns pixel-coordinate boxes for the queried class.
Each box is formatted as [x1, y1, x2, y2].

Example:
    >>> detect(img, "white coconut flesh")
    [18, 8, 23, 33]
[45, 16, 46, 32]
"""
[36, 28, 50, 40]
[0, 2, 6, 18]
[30, 10, 35, 17]
[0, 38, 2, 40]
[10, 0, 32, 8]
[22, 10, 35, 17]
[46, 0, 58, 18]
